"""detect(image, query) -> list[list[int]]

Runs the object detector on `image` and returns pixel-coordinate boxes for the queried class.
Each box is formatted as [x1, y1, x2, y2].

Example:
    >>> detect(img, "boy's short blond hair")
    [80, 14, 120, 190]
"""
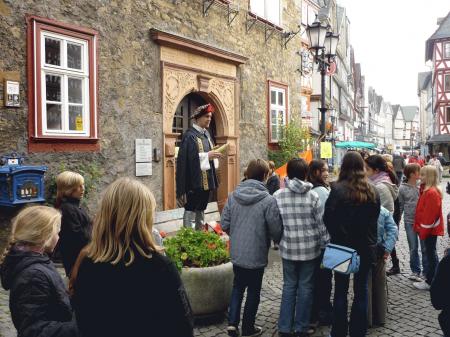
[56, 171, 84, 207]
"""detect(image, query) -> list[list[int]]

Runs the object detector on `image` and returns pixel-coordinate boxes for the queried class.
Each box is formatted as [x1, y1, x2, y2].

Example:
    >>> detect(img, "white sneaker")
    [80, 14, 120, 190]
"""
[408, 273, 423, 282]
[413, 281, 430, 290]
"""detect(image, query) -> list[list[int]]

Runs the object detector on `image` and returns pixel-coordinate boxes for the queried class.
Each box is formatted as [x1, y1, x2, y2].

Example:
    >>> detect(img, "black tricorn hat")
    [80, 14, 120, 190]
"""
[190, 103, 215, 119]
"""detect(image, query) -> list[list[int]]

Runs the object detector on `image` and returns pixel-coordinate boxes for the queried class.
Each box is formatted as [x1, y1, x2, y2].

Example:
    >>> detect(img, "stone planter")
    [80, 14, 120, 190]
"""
[181, 261, 233, 316]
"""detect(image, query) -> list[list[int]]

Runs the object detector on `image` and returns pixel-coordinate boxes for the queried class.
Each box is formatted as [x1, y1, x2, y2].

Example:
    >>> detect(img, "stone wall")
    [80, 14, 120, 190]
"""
[0, 0, 303, 219]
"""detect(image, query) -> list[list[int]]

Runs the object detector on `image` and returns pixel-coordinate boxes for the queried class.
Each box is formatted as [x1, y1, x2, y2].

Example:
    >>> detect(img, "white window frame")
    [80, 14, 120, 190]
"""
[445, 74, 450, 92]
[444, 42, 450, 59]
[249, 0, 281, 26]
[269, 85, 287, 143]
[40, 30, 90, 136]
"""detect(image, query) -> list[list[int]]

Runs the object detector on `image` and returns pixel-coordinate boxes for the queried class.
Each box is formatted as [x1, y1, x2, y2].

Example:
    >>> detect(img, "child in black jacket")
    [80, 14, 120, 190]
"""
[0, 206, 79, 337]
[431, 252, 450, 337]
[56, 171, 92, 277]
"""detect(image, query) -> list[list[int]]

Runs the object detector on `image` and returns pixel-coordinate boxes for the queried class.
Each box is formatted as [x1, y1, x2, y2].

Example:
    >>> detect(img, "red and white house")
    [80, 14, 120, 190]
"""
[426, 11, 450, 155]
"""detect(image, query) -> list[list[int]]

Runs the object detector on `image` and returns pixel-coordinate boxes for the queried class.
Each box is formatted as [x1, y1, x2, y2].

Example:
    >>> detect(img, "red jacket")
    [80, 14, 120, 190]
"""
[414, 186, 444, 240]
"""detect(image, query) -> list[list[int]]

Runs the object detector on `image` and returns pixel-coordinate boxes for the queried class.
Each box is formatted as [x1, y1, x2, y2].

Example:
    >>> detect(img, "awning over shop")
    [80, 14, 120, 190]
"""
[426, 134, 450, 144]
[335, 141, 376, 149]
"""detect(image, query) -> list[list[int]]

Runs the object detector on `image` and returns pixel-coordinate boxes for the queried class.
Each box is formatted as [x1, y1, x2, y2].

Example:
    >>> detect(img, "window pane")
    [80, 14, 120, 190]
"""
[46, 104, 62, 130]
[45, 38, 61, 66]
[445, 74, 450, 91]
[67, 43, 82, 69]
[250, 0, 265, 17]
[278, 92, 284, 106]
[445, 43, 450, 58]
[69, 105, 83, 131]
[266, 0, 280, 25]
[271, 91, 276, 104]
[46, 75, 61, 102]
[278, 110, 285, 125]
[447, 107, 450, 123]
[271, 109, 277, 121]
[68, 78, 83, 103]
[271, 125, 278, 141]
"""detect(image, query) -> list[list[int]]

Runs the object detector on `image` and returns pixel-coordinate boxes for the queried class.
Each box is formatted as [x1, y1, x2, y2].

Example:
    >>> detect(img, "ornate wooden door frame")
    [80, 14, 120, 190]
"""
[151, 29, 247, 211]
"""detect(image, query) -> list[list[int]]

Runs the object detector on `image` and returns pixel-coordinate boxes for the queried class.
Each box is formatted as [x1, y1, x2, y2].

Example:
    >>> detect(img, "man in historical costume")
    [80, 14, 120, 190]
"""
[176, 103, 222, 230]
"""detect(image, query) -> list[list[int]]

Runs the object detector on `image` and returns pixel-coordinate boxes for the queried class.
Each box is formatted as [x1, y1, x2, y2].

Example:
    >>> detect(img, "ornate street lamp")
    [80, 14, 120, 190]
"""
[306, 18, 339, 138]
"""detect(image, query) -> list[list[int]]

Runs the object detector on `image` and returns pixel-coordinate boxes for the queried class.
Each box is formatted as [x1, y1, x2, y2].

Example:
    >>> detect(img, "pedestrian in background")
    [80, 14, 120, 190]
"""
[0, 206, 79, 337]
[222, 159, 283, 337]
[365, 155, 401, 276]
[398, 163, 428, 281]
[70, 178, 194, 337]
[55, 171, 92, 278]
[324, 152, 380, 337]
[430, 251, 450, 337]
[413, 166, 444, 290]
[267, 160, 281, 195]
[367, 206, 398, 327]
[429, 154, 443, 182]
[275, 158, 329, 337]
[267, 160, 281, 250]
[307, 159, 333, 327]
[392, 152, 406, 184]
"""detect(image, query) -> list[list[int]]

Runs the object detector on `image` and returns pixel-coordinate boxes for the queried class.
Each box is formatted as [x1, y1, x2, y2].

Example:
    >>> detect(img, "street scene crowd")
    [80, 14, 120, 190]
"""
[0, 105, 449, 337]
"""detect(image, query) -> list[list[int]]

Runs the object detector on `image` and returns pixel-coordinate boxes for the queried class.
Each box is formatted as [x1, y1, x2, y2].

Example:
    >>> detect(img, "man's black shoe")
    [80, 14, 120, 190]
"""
[386, 266, 400, 276]
[242, 326, 263, 336]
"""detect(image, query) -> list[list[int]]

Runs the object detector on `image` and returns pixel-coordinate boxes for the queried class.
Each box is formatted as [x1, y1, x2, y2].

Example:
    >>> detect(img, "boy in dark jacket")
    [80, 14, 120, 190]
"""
[430, 252, 450, 337]
[56, 171, 92, 277]
[222, 159, 283, 337]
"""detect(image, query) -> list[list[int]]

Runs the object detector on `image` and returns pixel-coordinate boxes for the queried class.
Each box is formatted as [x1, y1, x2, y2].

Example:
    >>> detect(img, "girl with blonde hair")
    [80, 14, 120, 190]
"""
[71, 177, 193, 337]
[56, 171, 92, 277]
[0, 206, 78, 337]
[413, 165, 444, 290]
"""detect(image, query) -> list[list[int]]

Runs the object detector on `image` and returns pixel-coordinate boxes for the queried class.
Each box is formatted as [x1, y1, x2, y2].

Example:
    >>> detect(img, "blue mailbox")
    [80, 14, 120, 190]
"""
[0, 154, 47, 207]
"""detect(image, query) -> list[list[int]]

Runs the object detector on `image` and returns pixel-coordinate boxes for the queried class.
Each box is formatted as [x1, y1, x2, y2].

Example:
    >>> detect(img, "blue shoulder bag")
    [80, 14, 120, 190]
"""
[322, 243, 360, 274]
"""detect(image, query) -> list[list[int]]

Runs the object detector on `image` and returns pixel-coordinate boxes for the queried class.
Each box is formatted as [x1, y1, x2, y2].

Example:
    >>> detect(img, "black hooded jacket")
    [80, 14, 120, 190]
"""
[323, 182, 380, 264]
[59, 197, 92, 277]
[0, 246, 79, 337]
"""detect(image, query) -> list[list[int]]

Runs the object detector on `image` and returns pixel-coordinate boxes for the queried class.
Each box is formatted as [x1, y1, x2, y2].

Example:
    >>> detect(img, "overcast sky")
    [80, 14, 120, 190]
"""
[336, 0, 449, 106]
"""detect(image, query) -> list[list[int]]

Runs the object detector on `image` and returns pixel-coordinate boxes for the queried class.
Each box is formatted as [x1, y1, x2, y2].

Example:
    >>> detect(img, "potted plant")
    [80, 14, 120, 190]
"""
[165, 227, 232, 316]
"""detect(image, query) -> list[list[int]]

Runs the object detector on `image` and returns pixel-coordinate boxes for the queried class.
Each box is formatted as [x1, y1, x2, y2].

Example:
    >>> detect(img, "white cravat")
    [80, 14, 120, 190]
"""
[192, 124, 219, 171]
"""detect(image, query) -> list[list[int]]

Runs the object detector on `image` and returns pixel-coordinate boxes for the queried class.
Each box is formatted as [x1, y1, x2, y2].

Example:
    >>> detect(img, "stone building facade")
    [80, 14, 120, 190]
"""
[0, 0, 306, 216]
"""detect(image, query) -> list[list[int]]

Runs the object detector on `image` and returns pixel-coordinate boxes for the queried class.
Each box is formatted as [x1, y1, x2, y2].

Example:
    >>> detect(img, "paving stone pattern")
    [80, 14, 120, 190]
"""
[1, 181, 450, 337]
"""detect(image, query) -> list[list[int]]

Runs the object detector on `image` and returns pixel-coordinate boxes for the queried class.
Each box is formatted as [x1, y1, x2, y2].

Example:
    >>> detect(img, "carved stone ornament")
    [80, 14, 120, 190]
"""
[210, 78, 235, 134]
[197, 74, 212, 92]
[163, 67, 197, 133]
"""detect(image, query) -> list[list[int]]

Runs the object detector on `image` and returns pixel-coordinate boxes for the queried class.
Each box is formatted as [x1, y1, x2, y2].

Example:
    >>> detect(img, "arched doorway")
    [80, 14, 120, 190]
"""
[161, 67, 240, 212]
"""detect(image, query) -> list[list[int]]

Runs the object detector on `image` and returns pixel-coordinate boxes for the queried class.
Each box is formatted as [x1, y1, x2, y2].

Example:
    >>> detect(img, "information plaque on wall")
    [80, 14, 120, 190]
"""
[4, 80, 20, 107]
[135, 139, 152, 176]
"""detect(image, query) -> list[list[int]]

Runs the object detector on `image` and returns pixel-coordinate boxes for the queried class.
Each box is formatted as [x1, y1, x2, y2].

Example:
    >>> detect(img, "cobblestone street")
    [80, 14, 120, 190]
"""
[0, 180, 449, 337]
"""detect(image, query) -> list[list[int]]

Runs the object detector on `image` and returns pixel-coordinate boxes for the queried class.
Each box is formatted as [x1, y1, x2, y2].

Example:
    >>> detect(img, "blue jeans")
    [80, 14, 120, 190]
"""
[279, 258, 316, 333]
[405, 222, 428, 275]
[331, 261, 371, 337]
[424, 236, 439, 285]
[228, 265, 264, 333]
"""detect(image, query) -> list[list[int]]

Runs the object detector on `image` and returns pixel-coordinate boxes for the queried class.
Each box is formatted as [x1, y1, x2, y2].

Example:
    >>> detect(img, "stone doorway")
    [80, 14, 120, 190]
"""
[152, 29, 247, 211]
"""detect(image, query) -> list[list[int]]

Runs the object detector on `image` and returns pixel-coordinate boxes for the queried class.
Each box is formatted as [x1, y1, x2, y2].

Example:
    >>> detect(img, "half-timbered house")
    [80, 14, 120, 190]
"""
[426, 11, 450, 157]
